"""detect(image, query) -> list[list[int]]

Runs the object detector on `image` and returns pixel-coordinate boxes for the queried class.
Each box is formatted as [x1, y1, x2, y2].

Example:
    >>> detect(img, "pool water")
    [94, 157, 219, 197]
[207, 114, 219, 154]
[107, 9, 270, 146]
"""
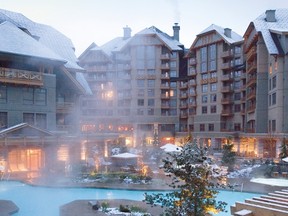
[0, 181, 260, 216]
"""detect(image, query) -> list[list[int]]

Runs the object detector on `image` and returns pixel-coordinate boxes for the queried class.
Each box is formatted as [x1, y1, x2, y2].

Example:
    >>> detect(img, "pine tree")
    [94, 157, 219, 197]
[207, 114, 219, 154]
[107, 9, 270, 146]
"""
[221, 138, 236, 172]
[144, 138, 228, 216]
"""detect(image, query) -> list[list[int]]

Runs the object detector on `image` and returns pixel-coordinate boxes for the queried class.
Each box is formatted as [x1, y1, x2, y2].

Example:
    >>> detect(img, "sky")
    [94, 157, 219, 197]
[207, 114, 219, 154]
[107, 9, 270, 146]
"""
[1, 0, 288, 56]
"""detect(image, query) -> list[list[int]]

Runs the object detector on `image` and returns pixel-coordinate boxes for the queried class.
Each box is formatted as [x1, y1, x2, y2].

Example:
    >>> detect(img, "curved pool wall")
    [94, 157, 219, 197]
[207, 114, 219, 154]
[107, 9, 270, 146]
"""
[0, 181, 261, 216]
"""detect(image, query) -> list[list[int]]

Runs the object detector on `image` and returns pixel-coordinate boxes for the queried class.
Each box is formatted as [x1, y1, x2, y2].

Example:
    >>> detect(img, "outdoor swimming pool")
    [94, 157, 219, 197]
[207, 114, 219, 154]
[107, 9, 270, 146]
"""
[0, 181, 261, 216]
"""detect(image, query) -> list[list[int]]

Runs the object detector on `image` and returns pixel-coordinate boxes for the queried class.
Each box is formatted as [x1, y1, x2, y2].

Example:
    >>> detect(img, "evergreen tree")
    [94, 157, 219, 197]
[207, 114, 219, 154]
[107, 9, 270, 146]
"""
[144, 139, 228, 216]
[279, 137, 288, 159]
[221, 138, 236, 172]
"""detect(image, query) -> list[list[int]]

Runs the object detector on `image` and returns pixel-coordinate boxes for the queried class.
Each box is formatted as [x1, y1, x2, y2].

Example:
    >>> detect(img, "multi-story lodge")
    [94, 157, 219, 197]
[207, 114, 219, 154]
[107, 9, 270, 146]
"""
[78, 24, 187, 147]
[0, 9, 91, 175]
[185, 24, 245, 152]
[185, 9, 288, 158]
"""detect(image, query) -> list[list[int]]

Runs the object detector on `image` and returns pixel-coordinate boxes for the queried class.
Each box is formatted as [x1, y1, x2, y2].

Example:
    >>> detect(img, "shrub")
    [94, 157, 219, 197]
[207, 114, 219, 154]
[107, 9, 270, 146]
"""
[119, 204, 131, 212]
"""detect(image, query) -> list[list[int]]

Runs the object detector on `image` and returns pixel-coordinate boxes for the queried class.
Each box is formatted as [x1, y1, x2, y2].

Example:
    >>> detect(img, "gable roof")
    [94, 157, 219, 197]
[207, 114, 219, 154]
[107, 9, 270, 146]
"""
[198, 24, 243, 44]
[252, 8, 288, 55]
[136, 26, 183, 51]
[0, 123, 53, 137]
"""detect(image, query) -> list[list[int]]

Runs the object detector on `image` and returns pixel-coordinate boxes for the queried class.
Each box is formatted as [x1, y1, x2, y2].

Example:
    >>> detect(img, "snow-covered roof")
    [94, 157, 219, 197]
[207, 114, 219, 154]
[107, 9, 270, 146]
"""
[0, 21, 65, 62]
[101, 37, 131, 56]
[0, 8, 91, 95]
[111, 152, 141, 158]
[0, 123, 53, 136]
[198, 24, 243, 44]
[136, 26, 183, 51]
[76, 72, 93, 95]
[252, 9, 288, 55]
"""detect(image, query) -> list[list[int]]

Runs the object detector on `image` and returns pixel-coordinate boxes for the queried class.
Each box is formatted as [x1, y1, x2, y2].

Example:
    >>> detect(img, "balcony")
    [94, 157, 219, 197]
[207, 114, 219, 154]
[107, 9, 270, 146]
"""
[179, 83, 188, 89]
[221, 74, 234, 82]
[161, 103, 170, 109]
[180, 103, 188, 109]
[221, 86, 234, 93]
[247, 104, 256, 113]
[180, 113, 188, 118]
[246, 90, 256, 100]
[221, 109, 234, 116]
[246, 47, 257, 61]
[222, 62, 232, 70]
[188, 101, 196, 107]
[246, 76, 257, 88]
[200, 79, 208, 84]
[161, 94, 170, 99]
[209, 77, 218, 83]
[161, 73, 170, 79]
[221, 50, 234, 58]
[180, 93, 188, 99]
[221, 97, 234, 104]
[0, 67, 43, 86]
[189, 58, 196, 65]
[188, 67, 197, 76]
[247, 61, 257, 74]
[161, 63, 170, 70]
[188, 80, 196, 86]
[57, 102, 75, 113]
[161, 53, 170, 59]
[160, 84, 170, 89]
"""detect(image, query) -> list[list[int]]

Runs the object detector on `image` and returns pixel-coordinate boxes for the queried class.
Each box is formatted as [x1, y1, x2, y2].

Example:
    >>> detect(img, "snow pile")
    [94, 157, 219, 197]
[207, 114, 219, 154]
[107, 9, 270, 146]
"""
[102, 207, 151, 215]
[227, 164, 260, 178]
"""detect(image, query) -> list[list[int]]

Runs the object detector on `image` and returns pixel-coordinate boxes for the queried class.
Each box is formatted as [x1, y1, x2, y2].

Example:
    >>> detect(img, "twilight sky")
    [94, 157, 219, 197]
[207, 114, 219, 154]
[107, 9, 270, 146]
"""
[1, 0, 288, 56]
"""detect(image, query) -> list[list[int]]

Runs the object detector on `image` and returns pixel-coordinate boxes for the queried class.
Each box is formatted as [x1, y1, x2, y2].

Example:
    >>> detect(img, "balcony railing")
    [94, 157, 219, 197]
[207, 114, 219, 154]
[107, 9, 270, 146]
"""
[0, 67, 43, 86]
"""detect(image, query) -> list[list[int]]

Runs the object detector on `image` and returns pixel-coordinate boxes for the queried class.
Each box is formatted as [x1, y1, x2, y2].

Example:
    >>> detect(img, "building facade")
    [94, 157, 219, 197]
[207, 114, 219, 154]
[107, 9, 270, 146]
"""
[78, 24, 186, 147]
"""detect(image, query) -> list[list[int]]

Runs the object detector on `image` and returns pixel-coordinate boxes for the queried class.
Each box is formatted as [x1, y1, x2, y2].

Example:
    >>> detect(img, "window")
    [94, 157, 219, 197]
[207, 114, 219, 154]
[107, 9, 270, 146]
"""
[272, 76, 276, 89]
[137, 109, 144, 115]
[234, 93, 241, 101]
[210, 94, 217, 102]
[202, 106, 207, 114]
[272, 92, 276, 105]
[170, 70, 177, 77]
[170, 61, 176, 68]
[210, 72, 217, 78]
[234, 123, 241, 131]
[147, 69, 155, 76]
[35, 89, 47, 105]
[137, 99, 144, 106]
[210, 105, 217, 113]
[202, 95, 208, 103]
[137, 80, 145, 87]
[148, 108, 154, 115]
[208, 124, 214, 131]
[201, 73, 208, 80]
[0, 112, 7, 129]
[202, 84, 208, 93]
[0, 86, 7, 103]
[200, 47, 207, 73]
[23, 87, 34, 105]
[208, 44, 216, 71]
[147, 79, 155, 87]
[200, 124, 205, 131]
[234, 104, 241, 112]
[210, 83, 217, 92]
[272, 119, 276, 132]
[170, 82, 177, 88]
[147, 89, 155, 97]
[36, 113, 47, 129]
[148, 99, 154, 106]
[23, 113, 34, 125]
[137, 69, 145, 76]
[138, 89, 144, 97]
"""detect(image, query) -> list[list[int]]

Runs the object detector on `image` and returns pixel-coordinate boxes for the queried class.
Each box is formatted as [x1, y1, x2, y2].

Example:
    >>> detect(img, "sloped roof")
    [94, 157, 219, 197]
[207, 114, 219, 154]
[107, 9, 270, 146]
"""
[252, 9, 288, 55]
[101, 37, 131, 56]
[0, 123, 53, 137]
[0, 8, 81, 70]
[0, 21, 65, 62]
[198, 24, 243, 44]
[136, 26, 183, 51]
[0, 8, 91, 95]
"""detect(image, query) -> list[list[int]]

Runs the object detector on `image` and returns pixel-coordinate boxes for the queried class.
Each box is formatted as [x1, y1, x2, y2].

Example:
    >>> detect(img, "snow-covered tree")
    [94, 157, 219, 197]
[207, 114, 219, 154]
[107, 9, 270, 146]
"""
[144, 139, 228, 216]
[221, 138, 236, 172]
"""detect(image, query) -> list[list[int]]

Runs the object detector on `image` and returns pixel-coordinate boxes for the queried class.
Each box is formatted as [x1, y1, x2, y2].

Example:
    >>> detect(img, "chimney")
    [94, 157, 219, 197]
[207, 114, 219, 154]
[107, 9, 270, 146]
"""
[173, 23, 180, 41]
[123, 25, 131, 39]
[224, 28, 232, 38]
[265, 10, 276, 22]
